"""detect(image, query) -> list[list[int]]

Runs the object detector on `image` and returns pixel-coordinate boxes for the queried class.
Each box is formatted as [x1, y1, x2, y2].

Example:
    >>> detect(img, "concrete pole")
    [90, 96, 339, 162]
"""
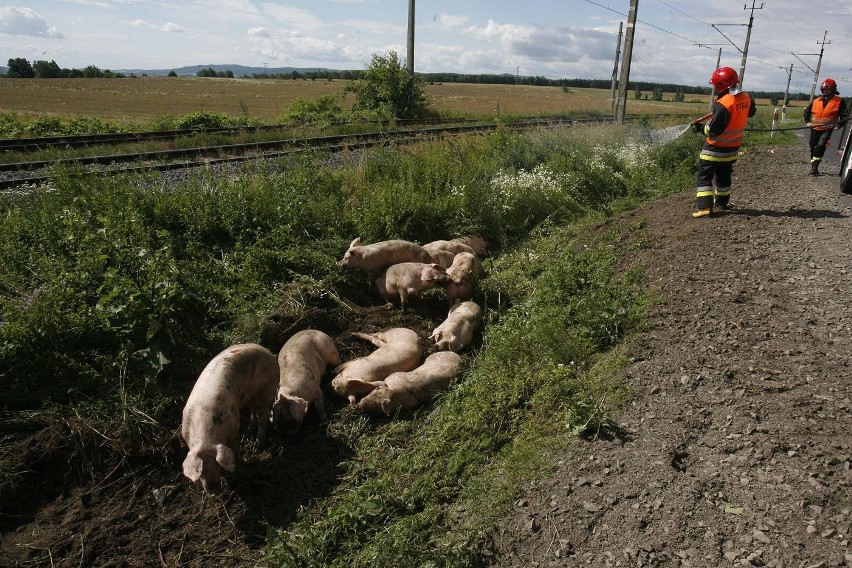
[609, 22, 623, 113]
[808, 31, 829, 103]
[615, 0, 637, 124]
[782, 63, 793, 108]
[709, 48, 721, 113]
[406, 0, 415, 77]
[738, 1, 763, 89]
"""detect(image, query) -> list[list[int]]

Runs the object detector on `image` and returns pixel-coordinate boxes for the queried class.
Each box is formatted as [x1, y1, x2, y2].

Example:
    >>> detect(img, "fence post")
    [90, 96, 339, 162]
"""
[771, 107, 779, 137]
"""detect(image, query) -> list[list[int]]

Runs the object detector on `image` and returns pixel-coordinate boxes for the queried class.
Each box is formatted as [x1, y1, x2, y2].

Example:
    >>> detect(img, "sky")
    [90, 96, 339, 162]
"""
[2, 1, 851, 94]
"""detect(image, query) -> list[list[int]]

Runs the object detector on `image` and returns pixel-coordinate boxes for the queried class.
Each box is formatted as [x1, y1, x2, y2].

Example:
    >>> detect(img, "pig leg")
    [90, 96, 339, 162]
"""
[313, 392, 328, 421]
[350, 332, 388, 348]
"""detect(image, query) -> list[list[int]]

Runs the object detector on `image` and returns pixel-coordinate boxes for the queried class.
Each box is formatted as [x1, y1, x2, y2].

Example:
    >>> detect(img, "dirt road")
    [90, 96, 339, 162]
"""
[486, 132, 852, 567]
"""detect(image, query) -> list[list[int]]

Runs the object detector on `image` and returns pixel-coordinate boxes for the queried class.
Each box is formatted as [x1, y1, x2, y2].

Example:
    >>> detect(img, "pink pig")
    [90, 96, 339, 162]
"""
[337, 237, 433, 277]
[430, 301, 483, 352]
[374, 262, 449, 309]
[445, 252, 484, 302]
[181, 343, 279, 493]
[331, 328, 422, 404]
[423, 240, 477, 267]
[273, 330, 341, 433]
[354, 351, 463, 416]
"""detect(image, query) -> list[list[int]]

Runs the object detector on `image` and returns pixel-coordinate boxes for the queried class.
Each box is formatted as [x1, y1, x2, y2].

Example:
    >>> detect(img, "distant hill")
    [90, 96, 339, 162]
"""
[115, 64, 336, 77]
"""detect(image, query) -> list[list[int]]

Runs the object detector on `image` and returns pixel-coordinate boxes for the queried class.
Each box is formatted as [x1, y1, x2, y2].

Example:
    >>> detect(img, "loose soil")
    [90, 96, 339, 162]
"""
[2, 130, 850, 567]
[486, 132, 852, 567]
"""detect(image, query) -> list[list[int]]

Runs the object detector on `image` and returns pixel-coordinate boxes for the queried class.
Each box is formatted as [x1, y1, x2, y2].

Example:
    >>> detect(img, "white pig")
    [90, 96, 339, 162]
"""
[355, 351, 463, 416]
[331, 328, 422, 404]
[181, 343, 279, 493]
[273, 330, 341, 433]
[425, 247, 456, 269]
[423, 239, 477, 264]
[449, 235, 488, 256]
[373, 262, 448, 309]
[337, 237, 433, 277]
[429, 301, 483, 352]
[445, 252, 484, 302]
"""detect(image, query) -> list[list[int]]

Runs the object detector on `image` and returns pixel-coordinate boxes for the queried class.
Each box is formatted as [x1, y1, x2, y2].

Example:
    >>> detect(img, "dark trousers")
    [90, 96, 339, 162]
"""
[695, 159, 734, 209]
[809, 129, 833, 162]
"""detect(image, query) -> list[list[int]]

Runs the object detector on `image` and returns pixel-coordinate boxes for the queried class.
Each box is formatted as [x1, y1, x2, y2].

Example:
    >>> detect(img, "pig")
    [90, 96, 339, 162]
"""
[373, 262, 449, 309]
[181, 343, 279, 493]
[331, 327, 422, 404]
[449, 235, 488, 256]
[423, 240, 478, 267]
[337, 237, 433, 277]
[429, 301, 483, 352]
[273, 330, 341, 433]
[425, 247, 456, 269]
[445, 252, 484, 302]
[355, 351, 463, 416]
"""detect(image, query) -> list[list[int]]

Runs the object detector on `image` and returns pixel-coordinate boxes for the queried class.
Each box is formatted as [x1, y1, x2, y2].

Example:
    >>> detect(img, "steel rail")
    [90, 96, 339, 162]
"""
[0, 116, 664, 191]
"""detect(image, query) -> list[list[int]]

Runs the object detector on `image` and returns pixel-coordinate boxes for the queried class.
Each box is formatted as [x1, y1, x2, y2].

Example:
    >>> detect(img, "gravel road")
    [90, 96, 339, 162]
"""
[486, 131, 852, 567]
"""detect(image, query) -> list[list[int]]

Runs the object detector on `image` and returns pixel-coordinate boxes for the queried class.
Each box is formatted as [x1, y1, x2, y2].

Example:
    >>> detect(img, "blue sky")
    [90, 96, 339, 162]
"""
[3, 1, 851, 93]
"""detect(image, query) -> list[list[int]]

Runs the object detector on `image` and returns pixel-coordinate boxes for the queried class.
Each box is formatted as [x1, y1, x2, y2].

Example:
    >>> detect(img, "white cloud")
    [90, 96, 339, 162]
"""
[435, 13, 468, 29]
[248, 26, 271, 38]
[0, 6, 64, 39]
[249, 31, 347, 63]
[131, 19, 185, 33]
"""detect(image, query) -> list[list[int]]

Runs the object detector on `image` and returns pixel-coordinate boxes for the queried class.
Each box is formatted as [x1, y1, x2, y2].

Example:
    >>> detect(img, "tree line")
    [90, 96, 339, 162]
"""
[4, 56, 806, 104]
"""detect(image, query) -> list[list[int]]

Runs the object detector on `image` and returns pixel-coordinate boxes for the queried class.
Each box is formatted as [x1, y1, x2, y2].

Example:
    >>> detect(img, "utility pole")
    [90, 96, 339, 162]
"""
[406, 0, 415, 77]
[782, 63, 793, 107]
[709, 47, 721, 113]
[614, 0, 637, 124]
[609, 21, 623, 113]
[808, 31, 829, 103]
[738, 1, 763, 88]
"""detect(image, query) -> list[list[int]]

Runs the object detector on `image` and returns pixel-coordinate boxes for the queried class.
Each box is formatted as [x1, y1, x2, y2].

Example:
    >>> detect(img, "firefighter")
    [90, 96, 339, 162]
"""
[804, 78, 847, 176]
[690, 67, 756, 218]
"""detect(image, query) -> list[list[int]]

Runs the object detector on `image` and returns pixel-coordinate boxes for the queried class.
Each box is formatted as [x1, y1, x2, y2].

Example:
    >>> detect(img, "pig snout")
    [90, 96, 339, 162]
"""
[182, 444, 235, 494]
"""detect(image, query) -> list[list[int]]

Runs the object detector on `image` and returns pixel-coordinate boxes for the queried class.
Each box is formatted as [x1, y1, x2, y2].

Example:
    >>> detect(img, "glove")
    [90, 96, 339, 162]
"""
[691, 122, 703, 134]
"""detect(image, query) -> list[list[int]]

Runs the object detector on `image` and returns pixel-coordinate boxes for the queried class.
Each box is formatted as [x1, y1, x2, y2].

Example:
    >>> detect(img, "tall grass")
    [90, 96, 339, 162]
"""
[1, 120, 703, 558]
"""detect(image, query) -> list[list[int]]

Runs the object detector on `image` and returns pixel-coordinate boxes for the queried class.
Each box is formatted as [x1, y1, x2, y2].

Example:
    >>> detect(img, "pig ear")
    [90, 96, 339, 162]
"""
[215, 444, 236, 472]
[182, 452, 203, 482]
[349, 237, 361, 248]
[347, 379, 382, 395]
[381, 398, 396, 417]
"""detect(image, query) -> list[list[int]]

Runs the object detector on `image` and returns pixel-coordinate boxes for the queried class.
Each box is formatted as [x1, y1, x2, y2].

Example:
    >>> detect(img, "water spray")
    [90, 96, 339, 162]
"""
[679, 112, 713, 136]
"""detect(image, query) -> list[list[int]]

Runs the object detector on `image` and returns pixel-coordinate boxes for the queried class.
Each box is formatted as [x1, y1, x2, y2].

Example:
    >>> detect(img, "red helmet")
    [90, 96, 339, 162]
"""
[820, 78, 837, 94]
[709, 67, 739, 92]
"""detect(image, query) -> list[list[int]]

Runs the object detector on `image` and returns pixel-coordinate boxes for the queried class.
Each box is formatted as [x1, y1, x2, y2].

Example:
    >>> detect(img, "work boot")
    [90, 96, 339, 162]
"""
[692, 208, 712, 218]
[811, 162, 820, 176]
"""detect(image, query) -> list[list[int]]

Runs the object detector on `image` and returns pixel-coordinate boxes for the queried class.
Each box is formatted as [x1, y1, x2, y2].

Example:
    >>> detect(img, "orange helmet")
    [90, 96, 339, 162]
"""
[820, 78, 837, 95]
[709, 67, 739, 93]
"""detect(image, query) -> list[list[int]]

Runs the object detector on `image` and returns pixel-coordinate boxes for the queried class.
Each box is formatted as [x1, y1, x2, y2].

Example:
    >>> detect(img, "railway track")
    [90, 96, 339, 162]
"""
[0, 116, 653, 190]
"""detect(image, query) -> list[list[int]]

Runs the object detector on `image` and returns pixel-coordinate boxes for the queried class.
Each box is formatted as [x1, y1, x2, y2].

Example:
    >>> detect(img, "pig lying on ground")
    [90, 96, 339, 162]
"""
[373, 262, 448, 308]
[337, 237, 433, 277]
[331, 328, 422, 404]
[429, 301, 483, 352]
[354, 351, 463, 416]
[181, 343, 279, 493]
[273, 330, 340, 433]
[445, 252, 484, 302]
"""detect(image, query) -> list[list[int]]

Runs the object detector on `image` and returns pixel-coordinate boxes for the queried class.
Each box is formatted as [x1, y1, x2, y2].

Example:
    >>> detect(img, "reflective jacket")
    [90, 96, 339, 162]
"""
[699, 91, 755, 163]
[805, 95, 845, 131]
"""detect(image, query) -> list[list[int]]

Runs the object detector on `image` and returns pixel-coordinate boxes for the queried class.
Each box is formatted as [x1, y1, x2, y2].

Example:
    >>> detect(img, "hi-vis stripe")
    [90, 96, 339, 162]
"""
[708, 127, 745, 146]
[700, 147, 739, 162]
